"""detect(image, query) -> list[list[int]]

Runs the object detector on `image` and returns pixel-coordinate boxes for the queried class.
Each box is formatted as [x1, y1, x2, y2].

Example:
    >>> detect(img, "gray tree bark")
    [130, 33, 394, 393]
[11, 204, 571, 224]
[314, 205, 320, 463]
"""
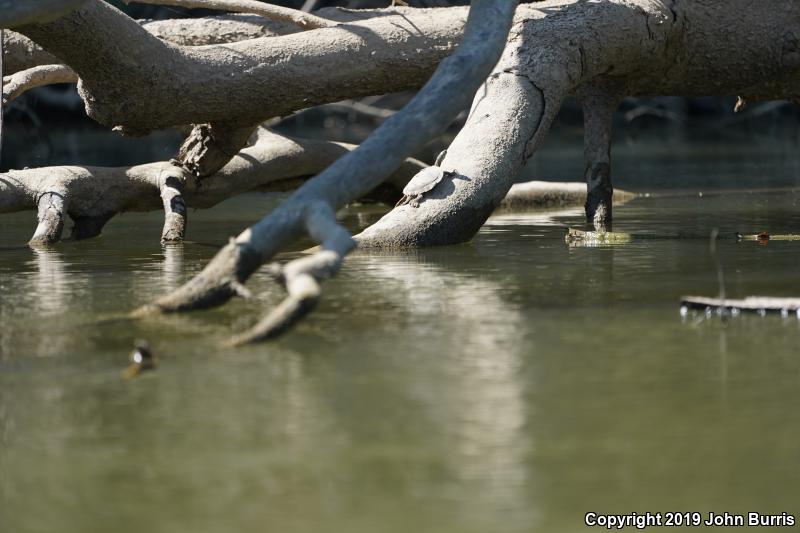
[10, 2, 469, 134]
[137, 0, 519, 344]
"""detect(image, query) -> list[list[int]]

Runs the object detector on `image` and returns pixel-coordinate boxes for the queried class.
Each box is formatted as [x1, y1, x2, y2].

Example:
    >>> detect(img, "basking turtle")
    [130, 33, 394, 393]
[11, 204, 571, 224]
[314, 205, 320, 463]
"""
[122, 340, 157, 380]
[396, 150, 456, 208]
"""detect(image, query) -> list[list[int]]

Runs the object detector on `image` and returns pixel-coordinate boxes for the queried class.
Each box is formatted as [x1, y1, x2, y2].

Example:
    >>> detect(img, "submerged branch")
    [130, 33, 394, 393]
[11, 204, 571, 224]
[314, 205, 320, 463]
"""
[681, 296, 800, 317]
[229, 204, 355, 345]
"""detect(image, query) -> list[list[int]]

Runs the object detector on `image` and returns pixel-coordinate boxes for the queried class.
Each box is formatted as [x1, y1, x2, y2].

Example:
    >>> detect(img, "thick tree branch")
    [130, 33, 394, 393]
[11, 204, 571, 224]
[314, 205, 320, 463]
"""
[3, 15, 299, 75]
[0, 130, 426, 245]
[2, 64, 76, 103]
[228, 203, 354, 345]
[15, 1, 468, 134]
[139, 0, 519, 340]
[124, 0, 335, 29]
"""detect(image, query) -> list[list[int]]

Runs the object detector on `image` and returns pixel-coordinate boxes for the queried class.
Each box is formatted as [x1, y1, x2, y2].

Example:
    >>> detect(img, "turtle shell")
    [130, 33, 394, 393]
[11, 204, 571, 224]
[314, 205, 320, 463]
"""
[402, 166, 445, 195]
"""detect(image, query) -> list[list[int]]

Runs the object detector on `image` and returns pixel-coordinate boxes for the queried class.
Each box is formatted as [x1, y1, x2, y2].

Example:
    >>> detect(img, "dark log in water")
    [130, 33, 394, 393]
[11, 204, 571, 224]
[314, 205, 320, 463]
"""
[681, 296, 800, 317]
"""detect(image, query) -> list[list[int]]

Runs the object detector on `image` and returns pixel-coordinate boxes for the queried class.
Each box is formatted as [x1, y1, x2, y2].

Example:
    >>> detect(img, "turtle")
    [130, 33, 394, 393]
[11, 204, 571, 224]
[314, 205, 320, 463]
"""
[122, 340, 157, 380]
[395, 150, 456, 208]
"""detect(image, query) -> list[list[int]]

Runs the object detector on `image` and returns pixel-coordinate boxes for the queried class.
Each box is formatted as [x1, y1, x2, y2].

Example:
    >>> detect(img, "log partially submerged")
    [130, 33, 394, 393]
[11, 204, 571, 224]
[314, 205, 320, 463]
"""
[499, 182, 636, 211]
[565, 228, 632, 245]
[7, 0, 800, 343]
[736, 233, 800, 242]
[680, 296, 800, 317]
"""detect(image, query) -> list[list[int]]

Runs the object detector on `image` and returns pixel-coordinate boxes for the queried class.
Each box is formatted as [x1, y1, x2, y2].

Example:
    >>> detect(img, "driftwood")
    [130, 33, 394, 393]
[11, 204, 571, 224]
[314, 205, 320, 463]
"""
[0, 122, 624, 247]
[565, 228, 633, 246]
[736, 233, 800, 242]
[501, 182, 635, 211]
[0, 129, 427, 245]
[6, 0, 800, 342]
[681, 297, 800, 317]
[133, 0, 519, 344]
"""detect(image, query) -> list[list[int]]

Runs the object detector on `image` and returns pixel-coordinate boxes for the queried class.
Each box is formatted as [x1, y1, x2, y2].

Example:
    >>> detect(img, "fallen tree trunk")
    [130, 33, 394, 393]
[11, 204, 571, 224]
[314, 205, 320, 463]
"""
[6, 0, 800, 343]
[2, 15, 300, 74]
[10, 2, 469, 134]
[136, 0, 519, 344]
[358, 0, 800, 246]
[499, 182, 636, 211]
[681, 296, 800, 317]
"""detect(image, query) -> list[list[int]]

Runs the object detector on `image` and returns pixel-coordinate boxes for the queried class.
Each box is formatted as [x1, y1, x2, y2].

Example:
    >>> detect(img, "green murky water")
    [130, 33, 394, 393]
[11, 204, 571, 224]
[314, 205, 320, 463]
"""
[2, 139, 800, 532]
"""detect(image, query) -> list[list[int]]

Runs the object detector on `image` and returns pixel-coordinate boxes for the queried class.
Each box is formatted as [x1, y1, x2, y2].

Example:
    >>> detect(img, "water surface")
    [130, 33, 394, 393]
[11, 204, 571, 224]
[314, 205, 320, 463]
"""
[2, 141, 800, 532]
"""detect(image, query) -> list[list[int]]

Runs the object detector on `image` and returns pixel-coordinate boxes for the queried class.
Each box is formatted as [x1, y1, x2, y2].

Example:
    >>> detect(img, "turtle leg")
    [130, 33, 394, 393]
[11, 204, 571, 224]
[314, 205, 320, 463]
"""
[580, 86, 621, 231]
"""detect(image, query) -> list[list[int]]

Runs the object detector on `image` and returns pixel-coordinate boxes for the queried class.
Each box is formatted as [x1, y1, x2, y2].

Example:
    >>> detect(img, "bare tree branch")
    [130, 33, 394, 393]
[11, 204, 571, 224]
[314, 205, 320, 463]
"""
[3, 15, 301, 75]
[228, 204, 354, 345]
[138, 0, 520, 343]
[123, 0, 335, 29]
[2, 64, 76, 103]
[15, 2, 467, 134]
[0, 130, 426, 245]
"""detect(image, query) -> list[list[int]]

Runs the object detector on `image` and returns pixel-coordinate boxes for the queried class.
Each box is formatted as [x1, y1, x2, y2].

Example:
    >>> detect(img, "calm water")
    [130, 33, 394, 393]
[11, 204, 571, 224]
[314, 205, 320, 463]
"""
[2, 140, 800, 532]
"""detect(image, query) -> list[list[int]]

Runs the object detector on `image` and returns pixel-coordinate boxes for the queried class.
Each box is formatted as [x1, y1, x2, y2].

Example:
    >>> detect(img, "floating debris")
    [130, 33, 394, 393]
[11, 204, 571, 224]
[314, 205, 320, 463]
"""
[736, 232, 800, 243]
[680, 296, 800, 317]
[565, 228, 632, 245]
[122, 340, 157, 380]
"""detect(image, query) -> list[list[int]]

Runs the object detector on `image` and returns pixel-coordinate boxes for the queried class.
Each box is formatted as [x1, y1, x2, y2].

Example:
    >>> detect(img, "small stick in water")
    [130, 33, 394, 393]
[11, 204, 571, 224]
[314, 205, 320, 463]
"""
[710, 228, 726, 304]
